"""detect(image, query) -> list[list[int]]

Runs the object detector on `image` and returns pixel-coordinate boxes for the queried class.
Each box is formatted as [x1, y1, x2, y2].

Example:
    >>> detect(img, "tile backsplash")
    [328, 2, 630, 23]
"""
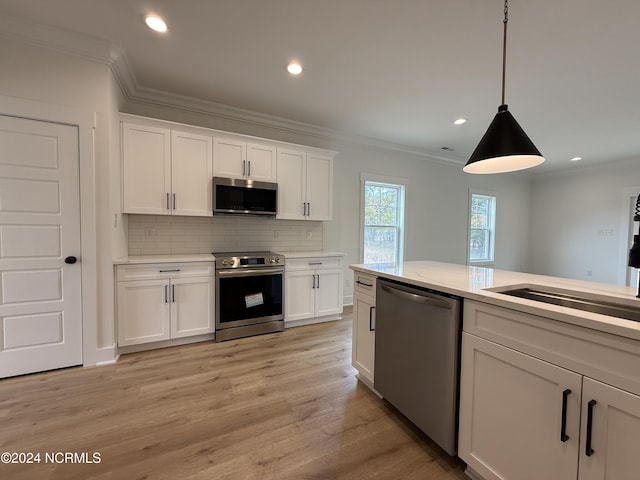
[127, 214, 323, 255]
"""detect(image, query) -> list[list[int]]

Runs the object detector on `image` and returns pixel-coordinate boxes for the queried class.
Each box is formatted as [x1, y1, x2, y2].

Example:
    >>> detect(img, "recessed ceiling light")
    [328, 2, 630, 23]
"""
[453, 118, 467, 125]
[145, 15, 168, 33]
[570, 156, 583, 162]
[287, 62, 303, 75]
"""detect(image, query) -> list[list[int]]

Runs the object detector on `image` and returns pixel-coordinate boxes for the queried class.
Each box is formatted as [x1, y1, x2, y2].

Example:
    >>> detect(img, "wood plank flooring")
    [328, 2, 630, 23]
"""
[0, 312, 468, 480]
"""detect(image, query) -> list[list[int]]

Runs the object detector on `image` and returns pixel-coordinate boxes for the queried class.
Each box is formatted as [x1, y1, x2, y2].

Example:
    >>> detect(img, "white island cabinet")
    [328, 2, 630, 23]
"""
[459, 300, 640, 480]
[116, 261, 215, 350]
[351, 271, 376, 388]
[284, 253, 344, 326]
[349, 261, 640, 480]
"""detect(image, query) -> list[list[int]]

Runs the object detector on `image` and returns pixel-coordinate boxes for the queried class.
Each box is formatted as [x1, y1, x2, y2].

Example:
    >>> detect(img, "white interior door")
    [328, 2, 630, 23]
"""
[0, 115, 82, 378]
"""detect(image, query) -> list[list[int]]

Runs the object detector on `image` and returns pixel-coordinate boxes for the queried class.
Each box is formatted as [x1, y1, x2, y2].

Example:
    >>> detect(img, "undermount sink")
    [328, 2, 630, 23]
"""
[488, 284, 640, 323]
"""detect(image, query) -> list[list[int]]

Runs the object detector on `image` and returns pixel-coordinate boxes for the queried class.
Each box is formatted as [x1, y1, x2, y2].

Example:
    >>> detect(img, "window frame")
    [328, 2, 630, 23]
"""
[467, 190, 497, 266]
[359, 173, 407, 265]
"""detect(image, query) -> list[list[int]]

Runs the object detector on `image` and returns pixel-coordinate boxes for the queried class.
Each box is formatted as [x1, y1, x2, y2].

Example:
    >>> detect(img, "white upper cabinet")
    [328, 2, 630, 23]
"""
[276, 147, 334, 221]
[122, 120, 213, 216]
[122, 122, 171, 215]
[213, 136, 277, 182]
[121, 114, 336, 219]
[171, 130, 213, 216]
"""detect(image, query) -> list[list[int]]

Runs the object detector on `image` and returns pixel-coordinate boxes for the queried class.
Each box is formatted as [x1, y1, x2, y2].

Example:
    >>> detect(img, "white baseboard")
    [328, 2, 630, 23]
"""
[285, 313, 343, 328]
[464, 466, 485, 480]
[94, 345, 119, 366]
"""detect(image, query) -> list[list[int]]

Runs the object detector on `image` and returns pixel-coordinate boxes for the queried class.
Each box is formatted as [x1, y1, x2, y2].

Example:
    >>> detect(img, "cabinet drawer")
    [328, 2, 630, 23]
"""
[285, 256, 342, 271]
[354, 272, 376, 296]
[464, 300, 640, 396]
[116, 263, 214, 281]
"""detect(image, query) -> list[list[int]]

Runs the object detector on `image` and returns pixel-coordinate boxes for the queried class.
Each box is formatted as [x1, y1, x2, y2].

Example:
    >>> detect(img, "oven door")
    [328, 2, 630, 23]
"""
[215, 267, 284, 330]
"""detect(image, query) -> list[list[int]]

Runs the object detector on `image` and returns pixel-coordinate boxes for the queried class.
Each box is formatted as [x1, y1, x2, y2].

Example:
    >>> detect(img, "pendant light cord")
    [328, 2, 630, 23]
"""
[501, 0, 508, 106]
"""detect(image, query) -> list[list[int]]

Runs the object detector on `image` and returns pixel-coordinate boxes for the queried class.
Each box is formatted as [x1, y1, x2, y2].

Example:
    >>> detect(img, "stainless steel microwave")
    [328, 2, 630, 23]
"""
[212, 177, 277, 216]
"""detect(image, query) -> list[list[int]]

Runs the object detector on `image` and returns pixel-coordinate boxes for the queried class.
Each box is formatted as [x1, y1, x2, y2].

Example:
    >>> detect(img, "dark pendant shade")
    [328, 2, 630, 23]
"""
[464, 105, 544, 174]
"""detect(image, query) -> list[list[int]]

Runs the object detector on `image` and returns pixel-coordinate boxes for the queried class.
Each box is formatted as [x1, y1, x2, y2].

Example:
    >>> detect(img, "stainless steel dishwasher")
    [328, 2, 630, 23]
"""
[374, 278, 462, 456]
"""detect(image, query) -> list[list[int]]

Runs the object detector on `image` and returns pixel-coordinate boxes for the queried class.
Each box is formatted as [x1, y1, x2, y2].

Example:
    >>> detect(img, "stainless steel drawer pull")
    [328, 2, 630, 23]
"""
[356, 280, 373, 287]
[159, 269, 180, 273]
[308, 262, 323, 266]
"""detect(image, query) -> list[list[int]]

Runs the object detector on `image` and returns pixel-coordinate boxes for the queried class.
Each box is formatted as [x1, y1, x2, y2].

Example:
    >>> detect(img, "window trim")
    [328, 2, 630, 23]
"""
[467, 189, 497, 266]
[359, 173, 407, 265]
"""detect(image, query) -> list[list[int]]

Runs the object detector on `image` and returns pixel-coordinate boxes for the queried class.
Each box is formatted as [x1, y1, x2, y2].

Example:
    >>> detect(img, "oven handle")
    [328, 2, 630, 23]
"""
[217, 267, 285, 277]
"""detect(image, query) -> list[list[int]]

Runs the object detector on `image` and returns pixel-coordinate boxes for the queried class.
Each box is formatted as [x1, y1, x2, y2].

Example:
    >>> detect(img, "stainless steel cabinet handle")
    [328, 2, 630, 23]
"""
[173, 193, 176, 210]
[380, 284, 452, 309]
[248, 160, 251, 176]
[312, 274, 316, 289]
[356, 280, 373, 287]
[159, 269, 180, 273]
[308, 262, 323, 266]
[172, 284, 175, 303]
[242, 160, 246, 176]
[316, 274, 320, 288]
[307, 202, 310, 217]
[166, 192, 170, 210]
[164, 285, 168, 303]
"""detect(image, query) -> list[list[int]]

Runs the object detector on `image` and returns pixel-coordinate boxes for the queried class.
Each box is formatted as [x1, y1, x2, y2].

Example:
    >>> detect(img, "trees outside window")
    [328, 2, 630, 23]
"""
[469, 193, 496, 264]
[362, 180, 405, 265]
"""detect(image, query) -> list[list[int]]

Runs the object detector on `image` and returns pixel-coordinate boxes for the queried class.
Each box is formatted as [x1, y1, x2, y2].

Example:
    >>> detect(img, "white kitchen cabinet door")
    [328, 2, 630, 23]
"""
[352, 292, 375, 385]
[305, 153, 333, 221]
[171, 130, 213, 216]
[285, 270, 315, 322]
[276, 148, 306, 220]
[170, 276, 214, 338]
[122, 123, 171, 215]
[117, 279, 171, 346]
[314, 268, 343, 317]
[246, 142, 276, 182]
[459, 333, 582, 480]
[579, 377, 640, 480]
[213, 136, 246, 179]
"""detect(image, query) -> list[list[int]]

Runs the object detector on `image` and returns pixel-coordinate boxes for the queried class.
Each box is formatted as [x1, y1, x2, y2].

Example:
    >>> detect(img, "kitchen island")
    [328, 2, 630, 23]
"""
[350, 261, 640, 480]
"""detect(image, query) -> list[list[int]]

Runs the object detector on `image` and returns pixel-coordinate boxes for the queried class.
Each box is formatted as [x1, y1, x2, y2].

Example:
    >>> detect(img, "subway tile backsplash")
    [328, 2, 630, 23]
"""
[127, 214, 323, 255]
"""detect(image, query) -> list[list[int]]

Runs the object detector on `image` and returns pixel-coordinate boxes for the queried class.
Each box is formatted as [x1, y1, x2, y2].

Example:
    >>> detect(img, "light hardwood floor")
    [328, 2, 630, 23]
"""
[0, 311, 468, 480]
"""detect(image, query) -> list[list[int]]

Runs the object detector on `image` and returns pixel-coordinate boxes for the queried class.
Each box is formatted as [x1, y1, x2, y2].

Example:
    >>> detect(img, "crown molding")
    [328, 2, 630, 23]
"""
[109, 48, 462, 166]
[0, 12, 112, 64]
[0, 12, 463, 167]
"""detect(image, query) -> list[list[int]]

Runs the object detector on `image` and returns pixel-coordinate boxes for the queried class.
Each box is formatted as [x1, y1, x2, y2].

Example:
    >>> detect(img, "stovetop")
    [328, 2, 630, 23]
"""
[212, 251, 285, 269]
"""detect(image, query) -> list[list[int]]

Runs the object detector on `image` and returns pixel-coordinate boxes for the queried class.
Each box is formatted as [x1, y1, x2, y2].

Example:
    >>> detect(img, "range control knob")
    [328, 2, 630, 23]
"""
[221, 259, 230, 266]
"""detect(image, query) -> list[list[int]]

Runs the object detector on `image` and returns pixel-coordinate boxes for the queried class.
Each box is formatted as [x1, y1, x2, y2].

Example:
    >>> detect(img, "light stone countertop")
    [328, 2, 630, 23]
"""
[350, 261, 640, 341]
[114, 254, 216, 265]
[278, 251, 346, 258]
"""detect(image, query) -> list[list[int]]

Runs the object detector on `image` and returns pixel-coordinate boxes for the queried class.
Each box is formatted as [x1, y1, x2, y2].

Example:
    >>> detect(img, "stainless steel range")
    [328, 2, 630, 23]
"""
[213, 251, 285, 341]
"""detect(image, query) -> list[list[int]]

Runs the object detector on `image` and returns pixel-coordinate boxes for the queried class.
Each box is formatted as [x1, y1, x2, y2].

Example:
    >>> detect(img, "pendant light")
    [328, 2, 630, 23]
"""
[464, 0, 544, 174]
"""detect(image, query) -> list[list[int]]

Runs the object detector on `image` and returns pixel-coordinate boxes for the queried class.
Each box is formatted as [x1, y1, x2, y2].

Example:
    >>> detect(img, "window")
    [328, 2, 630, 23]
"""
[361, 177, 405, 265]
[469, 192, 496, 264]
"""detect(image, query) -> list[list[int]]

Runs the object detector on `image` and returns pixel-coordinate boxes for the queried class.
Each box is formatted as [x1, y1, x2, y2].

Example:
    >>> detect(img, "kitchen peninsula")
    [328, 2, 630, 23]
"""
[350, 261, 640, 480]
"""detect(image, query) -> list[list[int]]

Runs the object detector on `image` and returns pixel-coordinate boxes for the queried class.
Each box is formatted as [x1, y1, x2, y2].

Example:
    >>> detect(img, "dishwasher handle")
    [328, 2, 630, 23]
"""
[380, 283, 453, 309]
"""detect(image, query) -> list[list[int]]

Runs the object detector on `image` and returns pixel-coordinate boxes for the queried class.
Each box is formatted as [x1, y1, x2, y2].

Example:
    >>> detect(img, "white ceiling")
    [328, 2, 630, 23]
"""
[1, 0, 640, 173]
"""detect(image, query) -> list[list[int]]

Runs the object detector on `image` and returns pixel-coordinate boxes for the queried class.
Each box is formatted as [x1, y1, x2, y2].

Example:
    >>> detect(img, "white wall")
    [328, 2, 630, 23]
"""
[323, 142, 533, 302]
[0, 36, 118, 358]
[529, 159, 640, 284]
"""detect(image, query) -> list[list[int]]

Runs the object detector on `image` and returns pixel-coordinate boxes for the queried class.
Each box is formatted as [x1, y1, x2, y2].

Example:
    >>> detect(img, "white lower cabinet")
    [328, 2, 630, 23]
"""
[284, 255, 344, 324]
[116, 263, 214, 347]
[351, 272, 376, 386]
[459, 300, 640, 480]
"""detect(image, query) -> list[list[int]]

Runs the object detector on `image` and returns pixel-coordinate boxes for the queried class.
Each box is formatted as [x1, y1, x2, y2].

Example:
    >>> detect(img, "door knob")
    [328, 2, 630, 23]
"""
[64, 256, 78, 264]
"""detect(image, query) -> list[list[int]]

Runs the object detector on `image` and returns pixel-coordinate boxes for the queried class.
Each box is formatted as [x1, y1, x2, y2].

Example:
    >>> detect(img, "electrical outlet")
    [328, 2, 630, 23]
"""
[597, 229, 614, 236]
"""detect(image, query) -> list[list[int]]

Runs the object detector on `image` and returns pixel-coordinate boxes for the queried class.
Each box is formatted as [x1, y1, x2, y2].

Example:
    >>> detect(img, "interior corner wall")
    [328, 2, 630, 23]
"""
[529, 159, 640, 284]
[0, 37, 116, 356]
[323, 143, 533, 302]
